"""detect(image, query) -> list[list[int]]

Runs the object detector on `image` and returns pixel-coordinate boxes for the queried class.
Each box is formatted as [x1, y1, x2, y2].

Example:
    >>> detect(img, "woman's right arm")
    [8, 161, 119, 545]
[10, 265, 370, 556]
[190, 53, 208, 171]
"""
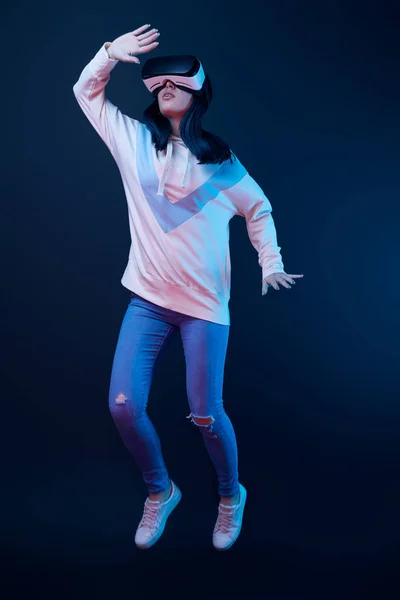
[72, 26, 160, 156]
[72, 42, 131, 157]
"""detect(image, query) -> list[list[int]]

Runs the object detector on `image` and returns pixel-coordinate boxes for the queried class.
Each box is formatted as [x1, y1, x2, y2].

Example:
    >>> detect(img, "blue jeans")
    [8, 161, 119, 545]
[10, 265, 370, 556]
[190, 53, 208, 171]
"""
[108, 292, 239, 497]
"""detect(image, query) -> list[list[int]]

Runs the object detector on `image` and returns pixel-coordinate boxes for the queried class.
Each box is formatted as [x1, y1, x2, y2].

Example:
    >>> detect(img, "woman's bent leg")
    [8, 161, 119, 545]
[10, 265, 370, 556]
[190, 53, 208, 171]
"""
[108, 295, 178, 494]
[180, 318, 239, 498]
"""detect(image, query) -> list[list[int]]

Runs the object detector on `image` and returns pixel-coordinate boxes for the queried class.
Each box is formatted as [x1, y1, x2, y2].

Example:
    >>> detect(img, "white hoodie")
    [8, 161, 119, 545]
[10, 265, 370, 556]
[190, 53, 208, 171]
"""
[72, 43, 285, 325]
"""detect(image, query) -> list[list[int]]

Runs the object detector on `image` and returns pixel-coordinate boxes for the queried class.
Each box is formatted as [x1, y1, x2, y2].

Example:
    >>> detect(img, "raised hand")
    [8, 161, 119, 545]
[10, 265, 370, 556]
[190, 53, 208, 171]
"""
[107, 24, 160, 63]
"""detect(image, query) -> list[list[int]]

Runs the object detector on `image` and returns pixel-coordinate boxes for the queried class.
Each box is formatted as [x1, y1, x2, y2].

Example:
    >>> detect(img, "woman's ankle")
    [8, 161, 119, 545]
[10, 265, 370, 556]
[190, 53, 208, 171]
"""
[220, 489, 240, 506]
[149, 480, 172, 502]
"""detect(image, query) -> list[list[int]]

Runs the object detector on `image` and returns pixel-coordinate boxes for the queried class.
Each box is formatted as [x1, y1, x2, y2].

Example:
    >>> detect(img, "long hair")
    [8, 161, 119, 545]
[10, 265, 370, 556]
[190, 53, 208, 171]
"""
[142, 72, 235, 166]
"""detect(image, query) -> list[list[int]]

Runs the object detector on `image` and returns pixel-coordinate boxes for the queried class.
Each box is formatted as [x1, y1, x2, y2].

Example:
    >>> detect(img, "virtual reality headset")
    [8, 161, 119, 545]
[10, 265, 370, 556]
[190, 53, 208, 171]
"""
[141, 55, 206, 97]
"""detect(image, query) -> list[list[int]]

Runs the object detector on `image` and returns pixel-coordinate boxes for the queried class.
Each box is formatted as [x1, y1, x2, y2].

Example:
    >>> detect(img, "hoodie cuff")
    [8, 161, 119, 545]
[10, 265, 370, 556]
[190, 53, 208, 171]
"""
[87, 42, 120, 78]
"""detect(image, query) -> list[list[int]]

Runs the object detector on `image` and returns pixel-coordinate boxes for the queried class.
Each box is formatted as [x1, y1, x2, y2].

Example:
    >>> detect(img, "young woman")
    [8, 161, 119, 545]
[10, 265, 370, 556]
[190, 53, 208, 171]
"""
[73, 23, 304, 551]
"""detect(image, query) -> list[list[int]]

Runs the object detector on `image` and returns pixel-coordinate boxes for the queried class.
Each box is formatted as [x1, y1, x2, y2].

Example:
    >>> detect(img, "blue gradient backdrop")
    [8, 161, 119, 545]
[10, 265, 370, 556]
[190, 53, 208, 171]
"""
[2, 0, 399, 598]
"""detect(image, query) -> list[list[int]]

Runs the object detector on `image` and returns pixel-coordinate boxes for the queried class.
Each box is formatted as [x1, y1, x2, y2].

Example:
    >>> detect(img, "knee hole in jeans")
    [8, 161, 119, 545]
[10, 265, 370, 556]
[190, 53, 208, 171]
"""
[115, 393, 128, 405]
[186, 413, 218, 438]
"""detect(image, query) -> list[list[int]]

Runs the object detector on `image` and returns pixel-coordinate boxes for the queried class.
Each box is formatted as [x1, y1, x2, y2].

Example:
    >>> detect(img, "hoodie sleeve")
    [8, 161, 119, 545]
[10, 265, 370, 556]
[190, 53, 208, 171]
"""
[227, 170, 285, 294]
[72, 42, 139, 157]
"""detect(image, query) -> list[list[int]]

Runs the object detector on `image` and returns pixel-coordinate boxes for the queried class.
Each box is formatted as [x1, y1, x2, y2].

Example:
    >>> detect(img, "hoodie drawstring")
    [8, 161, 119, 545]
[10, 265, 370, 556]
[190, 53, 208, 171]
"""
[181, 149, 190, 189]
[157, 139, 173, 196]
[156, 138, 190, 196]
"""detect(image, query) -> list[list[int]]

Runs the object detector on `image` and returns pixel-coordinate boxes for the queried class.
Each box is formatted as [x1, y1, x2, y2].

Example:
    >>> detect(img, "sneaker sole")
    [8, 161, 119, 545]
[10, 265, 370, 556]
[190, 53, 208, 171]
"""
[135, 484, 182, 550]
[213, 483, 247, 551]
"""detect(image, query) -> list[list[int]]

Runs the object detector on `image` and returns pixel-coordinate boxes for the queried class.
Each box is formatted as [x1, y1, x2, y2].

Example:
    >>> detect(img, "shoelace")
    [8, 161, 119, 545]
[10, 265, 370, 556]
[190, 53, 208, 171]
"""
[139, 500, 160, 530]
[215, 505, 236, 533]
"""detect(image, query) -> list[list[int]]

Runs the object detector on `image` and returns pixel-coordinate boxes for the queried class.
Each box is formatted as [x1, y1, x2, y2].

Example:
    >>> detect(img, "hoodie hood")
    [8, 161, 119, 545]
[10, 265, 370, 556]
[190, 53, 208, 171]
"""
[157, 134, 190, 196]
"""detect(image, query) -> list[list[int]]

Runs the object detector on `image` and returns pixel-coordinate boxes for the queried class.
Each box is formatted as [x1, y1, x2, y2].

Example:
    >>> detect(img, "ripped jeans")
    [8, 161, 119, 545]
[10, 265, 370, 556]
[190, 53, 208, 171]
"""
[108, 292, 239, 498]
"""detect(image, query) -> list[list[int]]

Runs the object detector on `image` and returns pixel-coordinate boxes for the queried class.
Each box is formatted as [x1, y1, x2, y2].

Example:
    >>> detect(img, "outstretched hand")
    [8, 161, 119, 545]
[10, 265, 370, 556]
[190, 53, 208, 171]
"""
[107, 24, 161, 63]
[262, 272, 304, 295]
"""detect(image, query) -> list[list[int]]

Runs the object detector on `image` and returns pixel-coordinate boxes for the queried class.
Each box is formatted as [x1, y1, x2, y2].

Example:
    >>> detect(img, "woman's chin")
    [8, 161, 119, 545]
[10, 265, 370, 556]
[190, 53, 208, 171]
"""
[161, 109, 178, 118]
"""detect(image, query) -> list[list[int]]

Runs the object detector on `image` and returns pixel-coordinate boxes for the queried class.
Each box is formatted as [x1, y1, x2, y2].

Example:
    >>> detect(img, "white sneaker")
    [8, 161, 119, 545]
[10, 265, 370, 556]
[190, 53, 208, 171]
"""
[212, 483, 247, 551]
[134, 480, 182, 550]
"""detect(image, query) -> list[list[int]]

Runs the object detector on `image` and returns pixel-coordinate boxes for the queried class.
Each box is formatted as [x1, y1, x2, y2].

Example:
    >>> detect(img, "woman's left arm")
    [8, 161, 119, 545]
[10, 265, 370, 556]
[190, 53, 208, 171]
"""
[227, 170, 303, 295]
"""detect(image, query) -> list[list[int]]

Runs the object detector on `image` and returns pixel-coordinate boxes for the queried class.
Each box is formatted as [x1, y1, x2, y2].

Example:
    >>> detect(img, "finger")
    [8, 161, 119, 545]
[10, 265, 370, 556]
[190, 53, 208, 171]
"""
[137, 41, 160, 53]
[265, 278, 278, 290]
[137, 28, 159, 41]
[132, 24, 152, 35]
[139, 33, 160, 46]
[284, 275, 297, 285]
[125, 54, 140, 63]
[288, 274, 304, 278]
[277, 278, 291, 289]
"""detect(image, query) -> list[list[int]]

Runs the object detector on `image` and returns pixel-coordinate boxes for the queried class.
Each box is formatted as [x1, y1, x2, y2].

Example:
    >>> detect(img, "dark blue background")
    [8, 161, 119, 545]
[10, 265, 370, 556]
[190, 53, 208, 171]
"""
[2, 0, 399, 598]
